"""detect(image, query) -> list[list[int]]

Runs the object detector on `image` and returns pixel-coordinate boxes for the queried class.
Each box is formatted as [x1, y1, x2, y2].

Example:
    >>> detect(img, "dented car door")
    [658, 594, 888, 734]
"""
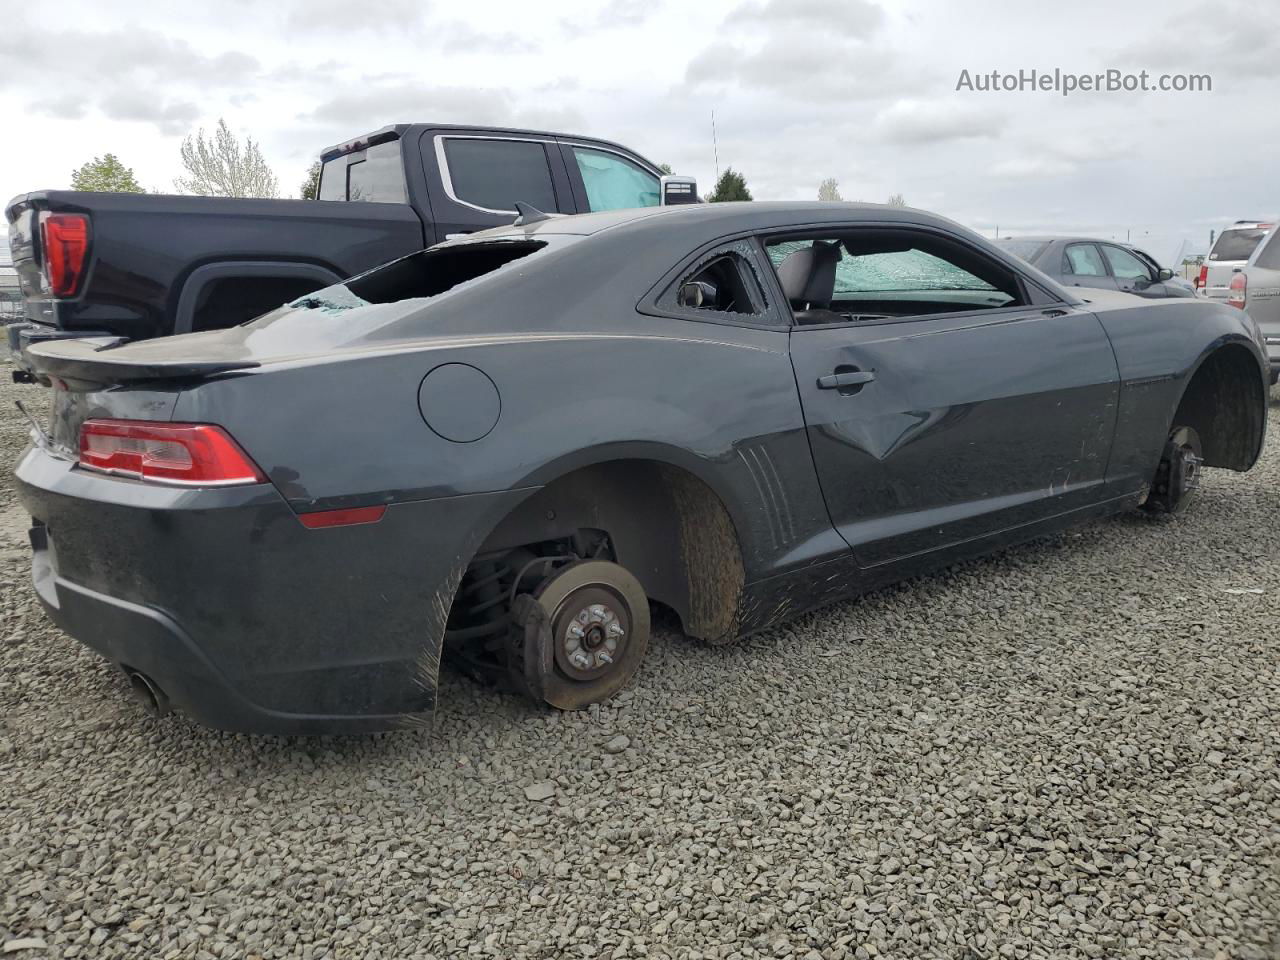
[779, 227, 1120, 569]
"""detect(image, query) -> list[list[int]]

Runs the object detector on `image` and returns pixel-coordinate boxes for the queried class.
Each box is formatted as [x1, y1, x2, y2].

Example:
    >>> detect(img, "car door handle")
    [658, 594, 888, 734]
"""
[817, 370, 876, 390]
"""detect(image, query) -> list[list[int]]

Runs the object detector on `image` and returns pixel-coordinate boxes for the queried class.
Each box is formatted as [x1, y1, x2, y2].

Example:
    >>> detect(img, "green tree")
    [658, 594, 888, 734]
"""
[658, 162, 674, 175]
[300, 160, 322, 200]
[70, 154, 144, 193]
[818, 177, 842, 202]
[886, 193, 907, 207]
[174, 118, 280, 198]
[708, 168, 752, 202]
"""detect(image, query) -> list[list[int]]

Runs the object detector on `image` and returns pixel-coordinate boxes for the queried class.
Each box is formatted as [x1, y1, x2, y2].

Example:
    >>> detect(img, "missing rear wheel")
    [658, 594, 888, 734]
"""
[508, 560, 649, 710]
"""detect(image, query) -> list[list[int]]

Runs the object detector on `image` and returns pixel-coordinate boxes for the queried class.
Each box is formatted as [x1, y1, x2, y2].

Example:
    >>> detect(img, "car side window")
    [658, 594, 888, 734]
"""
[657, 244, 770, 322]
[1255, 231, 1280, 270]
[1102, 245, 1153, 281]
[762, 228, 1025, 325]
[1064, 244, 1106, 277]
[571, 147, 660, 211]
[441, 138, 558, 213]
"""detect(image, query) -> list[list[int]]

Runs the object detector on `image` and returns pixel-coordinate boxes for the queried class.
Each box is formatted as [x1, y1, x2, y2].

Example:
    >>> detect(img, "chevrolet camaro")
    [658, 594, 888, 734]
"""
[15, 202, 1270, 733]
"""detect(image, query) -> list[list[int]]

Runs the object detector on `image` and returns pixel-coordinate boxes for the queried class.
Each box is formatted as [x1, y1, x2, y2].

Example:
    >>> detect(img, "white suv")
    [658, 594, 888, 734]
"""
[1227, 225, 1280, 384]
[1198, 220, 1274, 300]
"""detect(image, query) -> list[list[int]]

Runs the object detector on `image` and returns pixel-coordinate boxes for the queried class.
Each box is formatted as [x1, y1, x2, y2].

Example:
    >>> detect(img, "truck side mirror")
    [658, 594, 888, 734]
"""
[660, 176, 699, 206]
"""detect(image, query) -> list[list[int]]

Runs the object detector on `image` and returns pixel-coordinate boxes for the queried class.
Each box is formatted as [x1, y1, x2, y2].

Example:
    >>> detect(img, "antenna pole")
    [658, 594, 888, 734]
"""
[712, 109, 719, 184]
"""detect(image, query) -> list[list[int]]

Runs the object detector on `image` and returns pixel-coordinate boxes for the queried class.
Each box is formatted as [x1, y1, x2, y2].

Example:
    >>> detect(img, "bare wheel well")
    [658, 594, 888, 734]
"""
[1170, 344, 1265, 470]
[466, 460, 746, 644]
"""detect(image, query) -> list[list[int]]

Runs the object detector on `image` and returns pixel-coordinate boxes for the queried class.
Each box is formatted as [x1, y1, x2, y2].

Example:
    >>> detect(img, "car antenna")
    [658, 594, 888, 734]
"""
[513, 201, 552, 226]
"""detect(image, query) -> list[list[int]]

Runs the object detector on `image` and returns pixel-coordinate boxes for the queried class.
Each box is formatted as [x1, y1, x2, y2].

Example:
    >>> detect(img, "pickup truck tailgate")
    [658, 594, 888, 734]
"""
[6, 196, 48, 315]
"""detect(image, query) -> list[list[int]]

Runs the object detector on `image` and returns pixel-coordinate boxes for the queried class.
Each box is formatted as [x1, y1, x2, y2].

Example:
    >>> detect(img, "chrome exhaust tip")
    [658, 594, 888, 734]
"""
[125, 670, 170, 718]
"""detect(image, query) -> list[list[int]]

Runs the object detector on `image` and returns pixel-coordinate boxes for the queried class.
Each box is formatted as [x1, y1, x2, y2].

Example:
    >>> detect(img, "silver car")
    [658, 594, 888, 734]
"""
[993, 236, 1194, 299]
[1199, 220, 1274, 301]
[1231, 225, 1280, 384]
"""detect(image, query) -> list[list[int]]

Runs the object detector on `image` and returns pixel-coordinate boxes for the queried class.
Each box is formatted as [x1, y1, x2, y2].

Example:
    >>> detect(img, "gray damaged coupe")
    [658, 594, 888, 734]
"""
[15, 202, 1270, 733]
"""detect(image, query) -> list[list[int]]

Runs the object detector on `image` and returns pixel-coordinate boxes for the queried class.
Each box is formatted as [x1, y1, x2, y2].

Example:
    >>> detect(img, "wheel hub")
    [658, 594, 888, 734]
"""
[1147, 426, 1204, 513]
[555, 590, 629, 681]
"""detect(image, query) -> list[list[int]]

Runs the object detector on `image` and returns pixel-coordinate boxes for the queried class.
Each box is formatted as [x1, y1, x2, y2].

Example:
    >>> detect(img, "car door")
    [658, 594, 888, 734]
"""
[1102, 244, 1165, 297]
[775, 224, 1120, 569]
[421, 131, 576, 243]
[1061, 242, 1119, 292]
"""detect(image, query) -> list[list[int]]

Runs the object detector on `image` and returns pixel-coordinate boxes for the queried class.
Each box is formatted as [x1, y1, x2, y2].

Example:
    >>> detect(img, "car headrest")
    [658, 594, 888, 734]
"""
[776, 241, 841, 305]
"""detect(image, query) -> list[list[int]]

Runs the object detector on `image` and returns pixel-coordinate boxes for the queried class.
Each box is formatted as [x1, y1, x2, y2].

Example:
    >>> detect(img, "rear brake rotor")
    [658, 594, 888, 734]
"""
[507, 560, 649, 710]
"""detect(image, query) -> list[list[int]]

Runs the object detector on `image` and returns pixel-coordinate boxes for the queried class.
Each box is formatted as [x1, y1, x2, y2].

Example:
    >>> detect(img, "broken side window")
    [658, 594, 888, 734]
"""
[658, 242, 772, 324]
[764, 228, 1026, 325]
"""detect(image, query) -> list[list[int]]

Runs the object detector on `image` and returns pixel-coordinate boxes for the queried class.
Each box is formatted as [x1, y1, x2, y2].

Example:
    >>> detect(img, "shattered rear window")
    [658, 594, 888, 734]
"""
[289, 240, 546, 314]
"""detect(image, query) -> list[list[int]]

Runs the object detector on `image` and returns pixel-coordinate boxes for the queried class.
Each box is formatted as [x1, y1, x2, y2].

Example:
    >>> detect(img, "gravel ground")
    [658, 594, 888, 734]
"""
[1, 366, 1277, 960]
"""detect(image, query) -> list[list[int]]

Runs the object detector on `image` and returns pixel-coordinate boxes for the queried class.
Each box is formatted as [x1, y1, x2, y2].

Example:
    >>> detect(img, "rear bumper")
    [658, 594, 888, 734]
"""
[15, 441, 529, 734]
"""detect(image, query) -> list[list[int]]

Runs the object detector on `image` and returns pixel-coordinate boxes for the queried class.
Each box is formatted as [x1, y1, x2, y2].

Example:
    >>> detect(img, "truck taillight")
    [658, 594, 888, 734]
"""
[79, 420, 267, 487]
[1195, 265, 1207, 290]
[39, 212, 91, 297]
[1228, 272, 1247, 309]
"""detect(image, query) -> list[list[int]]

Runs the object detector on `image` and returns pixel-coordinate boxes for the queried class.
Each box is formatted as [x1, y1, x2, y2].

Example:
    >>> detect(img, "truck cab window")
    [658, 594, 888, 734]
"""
[318, 141, 407, 203]
[441, 138, 557, 213]
[571, 147, 659, 212]
[318, 159, 346, 200]
[346, 142, 408, 203]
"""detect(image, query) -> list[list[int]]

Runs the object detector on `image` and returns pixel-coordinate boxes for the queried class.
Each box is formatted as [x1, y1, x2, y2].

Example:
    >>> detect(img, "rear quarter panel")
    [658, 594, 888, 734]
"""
[174, 311, 829, 584]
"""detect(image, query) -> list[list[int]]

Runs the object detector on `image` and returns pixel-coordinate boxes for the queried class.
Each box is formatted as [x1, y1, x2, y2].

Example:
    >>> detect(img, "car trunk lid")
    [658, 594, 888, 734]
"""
[22, 336, 236, 457]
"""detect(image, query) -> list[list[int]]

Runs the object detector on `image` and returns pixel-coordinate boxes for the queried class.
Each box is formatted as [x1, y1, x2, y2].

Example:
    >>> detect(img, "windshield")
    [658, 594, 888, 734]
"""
[1209, 227, 1269, 262]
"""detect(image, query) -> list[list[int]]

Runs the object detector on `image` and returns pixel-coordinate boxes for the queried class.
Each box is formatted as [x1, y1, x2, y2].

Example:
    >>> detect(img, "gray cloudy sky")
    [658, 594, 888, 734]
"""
[2, 0, 1276, 263]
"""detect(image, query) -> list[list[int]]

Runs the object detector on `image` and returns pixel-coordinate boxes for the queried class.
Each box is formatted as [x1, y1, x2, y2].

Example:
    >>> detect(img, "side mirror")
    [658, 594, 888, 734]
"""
[1157, 267, 1174, 281]
[661, 175, 699, 206]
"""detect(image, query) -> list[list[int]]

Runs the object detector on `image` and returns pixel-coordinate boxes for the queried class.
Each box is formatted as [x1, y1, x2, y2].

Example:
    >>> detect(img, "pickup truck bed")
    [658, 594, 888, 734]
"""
[7, 191, 423, 341]
[6, 123, 679, 381]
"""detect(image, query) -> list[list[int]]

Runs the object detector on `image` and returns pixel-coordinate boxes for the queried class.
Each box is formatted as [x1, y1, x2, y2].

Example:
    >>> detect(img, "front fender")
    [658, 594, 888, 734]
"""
[1093, 297, 1268, 485]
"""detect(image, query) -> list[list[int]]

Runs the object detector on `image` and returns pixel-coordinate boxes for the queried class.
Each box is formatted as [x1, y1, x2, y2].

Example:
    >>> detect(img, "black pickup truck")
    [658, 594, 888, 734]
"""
[5, 123, 695, 381]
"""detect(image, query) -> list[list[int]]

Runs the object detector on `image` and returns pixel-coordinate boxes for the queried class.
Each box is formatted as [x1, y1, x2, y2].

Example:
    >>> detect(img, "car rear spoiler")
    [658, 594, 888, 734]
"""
[26, 337, 259, 386]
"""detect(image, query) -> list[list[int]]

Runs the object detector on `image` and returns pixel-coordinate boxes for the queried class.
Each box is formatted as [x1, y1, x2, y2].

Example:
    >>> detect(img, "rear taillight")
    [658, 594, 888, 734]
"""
[1228, 272, 1247, 309]
[38, 212, 91, 297]
[79, 420, 266, 486]
[1195, 265, 1208, 290]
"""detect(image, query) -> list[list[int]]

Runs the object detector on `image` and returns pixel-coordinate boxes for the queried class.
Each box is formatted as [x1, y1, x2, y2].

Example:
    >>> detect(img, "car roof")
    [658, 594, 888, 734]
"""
[995, 235, 1126, 244]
